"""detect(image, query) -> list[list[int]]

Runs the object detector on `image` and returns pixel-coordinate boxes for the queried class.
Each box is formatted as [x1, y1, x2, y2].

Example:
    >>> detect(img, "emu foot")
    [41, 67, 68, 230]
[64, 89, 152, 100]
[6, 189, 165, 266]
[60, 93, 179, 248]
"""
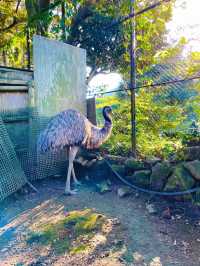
[74, 180, 82, 186]
[64, 189, 78, 196]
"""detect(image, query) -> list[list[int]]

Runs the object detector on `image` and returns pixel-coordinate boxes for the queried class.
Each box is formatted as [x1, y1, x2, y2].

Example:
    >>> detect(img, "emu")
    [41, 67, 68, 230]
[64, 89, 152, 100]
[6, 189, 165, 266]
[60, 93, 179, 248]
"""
[37, 106, 112, 195]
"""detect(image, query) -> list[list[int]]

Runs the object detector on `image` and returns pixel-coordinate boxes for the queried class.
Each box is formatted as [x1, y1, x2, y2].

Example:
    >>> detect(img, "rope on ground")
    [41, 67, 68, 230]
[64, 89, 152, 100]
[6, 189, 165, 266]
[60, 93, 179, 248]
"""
[104, 158, 200, 196]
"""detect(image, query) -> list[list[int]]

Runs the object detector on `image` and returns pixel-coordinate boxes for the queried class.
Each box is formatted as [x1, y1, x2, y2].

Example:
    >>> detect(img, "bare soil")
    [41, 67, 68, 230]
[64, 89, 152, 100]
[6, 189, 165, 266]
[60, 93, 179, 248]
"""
[1, 176, 200, 266]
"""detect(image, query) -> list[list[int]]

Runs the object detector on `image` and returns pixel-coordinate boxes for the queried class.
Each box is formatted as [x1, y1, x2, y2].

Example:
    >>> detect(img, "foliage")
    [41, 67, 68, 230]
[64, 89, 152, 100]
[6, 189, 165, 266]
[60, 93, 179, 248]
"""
[0, 0, 174, 76]
[0, 0, 27, 67]
[66, 0, 174, 81]
[96, 50, 200, 158]
[1, 0, 199, 159]
[96, 89, 186, 159]
[68, 9, 124, 83]
[27, 209, 105, 255]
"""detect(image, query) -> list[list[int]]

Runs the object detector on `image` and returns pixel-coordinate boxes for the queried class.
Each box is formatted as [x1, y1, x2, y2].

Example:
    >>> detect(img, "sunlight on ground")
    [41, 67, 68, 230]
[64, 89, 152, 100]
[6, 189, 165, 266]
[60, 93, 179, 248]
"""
[0, 203, 127, 265]
[26, 209, 108, 255]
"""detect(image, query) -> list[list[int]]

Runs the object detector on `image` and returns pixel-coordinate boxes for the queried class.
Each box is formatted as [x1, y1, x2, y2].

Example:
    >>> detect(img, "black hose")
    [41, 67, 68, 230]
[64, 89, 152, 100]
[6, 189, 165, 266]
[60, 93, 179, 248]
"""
[104, 158, 200, 196]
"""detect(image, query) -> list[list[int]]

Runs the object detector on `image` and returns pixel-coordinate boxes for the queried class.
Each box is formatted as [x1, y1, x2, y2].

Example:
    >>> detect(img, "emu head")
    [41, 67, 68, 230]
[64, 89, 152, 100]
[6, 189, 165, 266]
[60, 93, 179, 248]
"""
[103, 106, 112, 122]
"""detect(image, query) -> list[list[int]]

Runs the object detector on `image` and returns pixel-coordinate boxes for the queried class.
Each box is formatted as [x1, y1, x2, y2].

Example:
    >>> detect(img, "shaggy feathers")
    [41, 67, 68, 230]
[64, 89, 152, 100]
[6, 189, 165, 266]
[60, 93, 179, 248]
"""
[38, 108, 112, 152]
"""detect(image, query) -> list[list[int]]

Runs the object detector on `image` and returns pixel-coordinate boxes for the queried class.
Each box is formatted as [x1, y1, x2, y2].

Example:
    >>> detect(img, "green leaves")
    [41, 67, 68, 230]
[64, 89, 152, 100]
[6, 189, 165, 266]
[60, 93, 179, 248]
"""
[97, 85, 186, 159]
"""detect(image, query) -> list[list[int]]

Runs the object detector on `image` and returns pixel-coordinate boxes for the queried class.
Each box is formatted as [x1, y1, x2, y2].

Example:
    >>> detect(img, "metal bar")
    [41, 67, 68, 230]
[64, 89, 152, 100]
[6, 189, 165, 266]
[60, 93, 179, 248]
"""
[106, 0, 171, 29]
[130, 0, 136, 157]
[26, 26, 31, 70]
[0, 90, 28, 94]
[3, 118, 29, 123]
[61, 1, 66, 41]
[0, 83, 28, 87]
[93, 75, 200, 96]
[0, 65, 33, 72]
[120, 0, 170, 25]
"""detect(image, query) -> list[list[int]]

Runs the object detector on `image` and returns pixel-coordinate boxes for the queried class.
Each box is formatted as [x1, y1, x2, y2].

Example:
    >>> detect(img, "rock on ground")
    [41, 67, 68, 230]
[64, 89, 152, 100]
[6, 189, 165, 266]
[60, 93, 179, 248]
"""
[164, 164, 195, 200]
[183, 146, 200, 161]
[150, 162, 173, 191]
[117, 186, 132, 198]
[126, 170, 151, 188]
[184, 160, 200, 181]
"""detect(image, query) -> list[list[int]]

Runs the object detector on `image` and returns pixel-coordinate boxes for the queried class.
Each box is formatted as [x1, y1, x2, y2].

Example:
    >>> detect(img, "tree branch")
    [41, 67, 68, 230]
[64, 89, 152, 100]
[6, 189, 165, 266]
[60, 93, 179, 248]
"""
[0, 0, 24, 33]
[16, 0, 22, 13]
[0, 17, 19, 33]
[106, 0, 172, 29]
[87, 67, 98, 85]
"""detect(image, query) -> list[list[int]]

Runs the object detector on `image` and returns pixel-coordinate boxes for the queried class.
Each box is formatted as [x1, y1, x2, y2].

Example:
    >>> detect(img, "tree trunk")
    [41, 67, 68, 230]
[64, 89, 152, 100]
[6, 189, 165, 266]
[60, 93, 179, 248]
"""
[86, 67, 98, 85]
[2, 50, 7, 66]
[25, 0, 50, 36]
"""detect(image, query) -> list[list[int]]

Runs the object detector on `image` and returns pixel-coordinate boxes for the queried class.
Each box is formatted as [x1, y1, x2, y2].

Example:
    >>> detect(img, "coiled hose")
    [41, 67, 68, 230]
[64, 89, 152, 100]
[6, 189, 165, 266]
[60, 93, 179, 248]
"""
[104, 158, 200, 196]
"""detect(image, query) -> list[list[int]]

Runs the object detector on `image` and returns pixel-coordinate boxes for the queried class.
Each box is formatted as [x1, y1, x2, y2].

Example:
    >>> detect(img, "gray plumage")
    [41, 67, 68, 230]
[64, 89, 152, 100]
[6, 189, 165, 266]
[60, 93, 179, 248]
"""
[38, 107, 112, 152]
[37, 106, 112, 195]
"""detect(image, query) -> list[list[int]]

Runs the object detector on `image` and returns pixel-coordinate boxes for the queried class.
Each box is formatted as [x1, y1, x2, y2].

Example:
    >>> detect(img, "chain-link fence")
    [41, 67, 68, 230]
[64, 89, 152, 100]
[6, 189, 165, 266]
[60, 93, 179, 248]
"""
[90, 65, 200, 159]
[86, 0, 200, 159]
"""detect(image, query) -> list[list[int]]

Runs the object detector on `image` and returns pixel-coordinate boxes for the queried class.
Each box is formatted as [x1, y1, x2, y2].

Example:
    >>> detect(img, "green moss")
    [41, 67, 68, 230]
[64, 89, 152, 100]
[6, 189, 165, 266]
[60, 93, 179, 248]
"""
[74, 213, 102, 235]
[70, 244, 88, 254]
[54, 239, 70, 254]
[111, 164, 125, 175]
[129, 170, 151, 187]
[164, 164, 195, 200]
[27, 209, 105, 255]
[125, 159, 145, 171]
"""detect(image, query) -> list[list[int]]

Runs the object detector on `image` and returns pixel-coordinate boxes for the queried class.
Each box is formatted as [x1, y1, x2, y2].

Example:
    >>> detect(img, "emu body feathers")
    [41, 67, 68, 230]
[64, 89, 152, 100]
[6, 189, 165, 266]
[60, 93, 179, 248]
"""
[37, 107, 112, 195]
[38, 109, 112, 152]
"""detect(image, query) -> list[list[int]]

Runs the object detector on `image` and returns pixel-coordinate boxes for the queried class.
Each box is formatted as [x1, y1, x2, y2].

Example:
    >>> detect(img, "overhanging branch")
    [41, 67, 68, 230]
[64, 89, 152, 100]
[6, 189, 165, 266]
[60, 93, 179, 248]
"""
[16, 0, 22, 13]
[0, 17, 19, 33]
[106, 0, 172, 29]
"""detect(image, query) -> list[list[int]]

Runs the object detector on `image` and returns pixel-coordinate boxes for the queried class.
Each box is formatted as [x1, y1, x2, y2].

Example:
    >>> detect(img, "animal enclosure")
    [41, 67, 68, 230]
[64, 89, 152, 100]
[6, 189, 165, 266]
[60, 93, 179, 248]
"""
[0, 36, 87, 201]
[0, 0, 200, 201]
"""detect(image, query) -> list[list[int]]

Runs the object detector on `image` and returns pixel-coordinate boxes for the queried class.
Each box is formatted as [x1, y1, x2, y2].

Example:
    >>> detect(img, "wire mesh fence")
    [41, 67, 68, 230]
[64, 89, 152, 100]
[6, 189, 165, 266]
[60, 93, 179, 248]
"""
[92, 65, 200, 158]
[91, 62, 200, 159]
[85, 0, 200, 159]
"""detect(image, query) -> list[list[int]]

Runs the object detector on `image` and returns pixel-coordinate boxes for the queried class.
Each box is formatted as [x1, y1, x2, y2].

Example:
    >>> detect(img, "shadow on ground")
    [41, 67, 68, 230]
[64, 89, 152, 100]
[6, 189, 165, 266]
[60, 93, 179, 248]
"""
[1, 176, 200, 266]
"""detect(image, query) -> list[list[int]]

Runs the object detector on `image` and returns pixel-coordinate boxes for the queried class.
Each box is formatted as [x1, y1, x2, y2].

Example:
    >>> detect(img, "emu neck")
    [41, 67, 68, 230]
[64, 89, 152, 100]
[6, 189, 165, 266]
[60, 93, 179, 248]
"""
[87, 111, 112, 149]
[103, 110, 112, 124]
[101, 112, 112, 134]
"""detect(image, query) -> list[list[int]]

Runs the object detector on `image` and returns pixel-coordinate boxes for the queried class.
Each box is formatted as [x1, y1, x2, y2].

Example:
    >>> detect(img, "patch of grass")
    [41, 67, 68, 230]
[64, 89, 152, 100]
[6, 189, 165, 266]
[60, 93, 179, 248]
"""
[54, 238, 70, 254]
[70, 244, 88, 254]
[26, 231, 46, 245]
[26, 209, 105, 255]
[74, 213, 103, 235]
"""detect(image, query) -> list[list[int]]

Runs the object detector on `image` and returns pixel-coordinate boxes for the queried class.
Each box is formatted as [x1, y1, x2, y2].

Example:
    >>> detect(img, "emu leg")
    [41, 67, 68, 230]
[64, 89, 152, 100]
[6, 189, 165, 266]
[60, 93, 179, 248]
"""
[72, 166, 81, 185]
[65, 146, 79, 195]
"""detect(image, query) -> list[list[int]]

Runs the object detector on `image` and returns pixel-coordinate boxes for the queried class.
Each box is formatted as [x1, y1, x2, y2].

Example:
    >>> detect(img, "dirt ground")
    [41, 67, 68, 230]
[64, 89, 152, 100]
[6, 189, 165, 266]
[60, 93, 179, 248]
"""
[1, 176, 200, 266]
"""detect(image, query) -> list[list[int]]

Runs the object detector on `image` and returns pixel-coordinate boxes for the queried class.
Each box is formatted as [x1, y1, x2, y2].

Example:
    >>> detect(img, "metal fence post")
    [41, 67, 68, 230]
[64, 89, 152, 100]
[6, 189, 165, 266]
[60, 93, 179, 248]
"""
[130, 0, 136, 157]
[61, 1, 66, 41]
[26, 25, 31, 70]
